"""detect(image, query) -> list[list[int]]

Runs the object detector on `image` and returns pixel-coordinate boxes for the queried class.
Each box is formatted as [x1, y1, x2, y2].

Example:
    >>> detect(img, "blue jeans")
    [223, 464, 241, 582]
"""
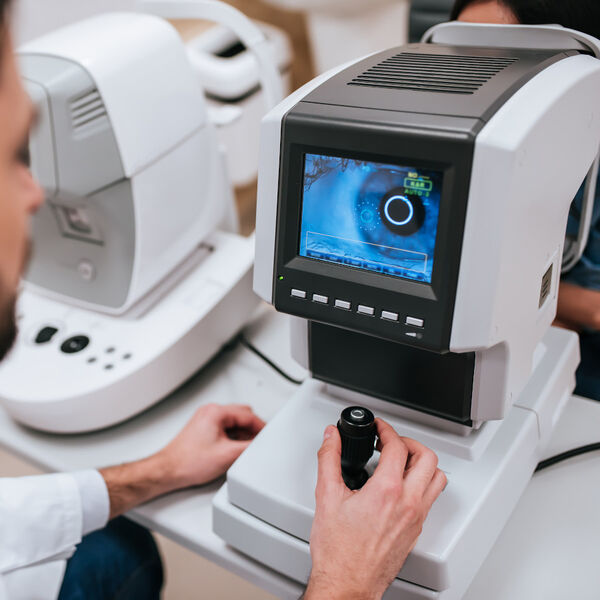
[575, 331, 600, 402]
[58, 517, 163, 600]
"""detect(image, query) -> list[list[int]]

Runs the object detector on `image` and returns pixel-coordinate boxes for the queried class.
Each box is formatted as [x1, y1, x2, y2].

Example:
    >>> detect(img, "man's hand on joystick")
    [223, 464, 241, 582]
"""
[305, 418, 446, 600]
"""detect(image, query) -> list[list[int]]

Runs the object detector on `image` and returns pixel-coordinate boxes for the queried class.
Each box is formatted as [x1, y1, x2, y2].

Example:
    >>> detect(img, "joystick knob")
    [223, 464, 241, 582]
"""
[337, 406, 376, 490]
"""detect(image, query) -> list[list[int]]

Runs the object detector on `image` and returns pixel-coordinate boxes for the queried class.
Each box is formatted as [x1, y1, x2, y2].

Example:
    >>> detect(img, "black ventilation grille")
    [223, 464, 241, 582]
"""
[349, 52, 518, 95]
[70, 89, 107, 131]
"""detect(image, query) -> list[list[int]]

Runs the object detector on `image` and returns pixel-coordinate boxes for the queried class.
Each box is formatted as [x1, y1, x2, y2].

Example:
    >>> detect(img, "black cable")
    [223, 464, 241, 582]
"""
[535, 442, 600, 473]
[238, 334, 305, 385]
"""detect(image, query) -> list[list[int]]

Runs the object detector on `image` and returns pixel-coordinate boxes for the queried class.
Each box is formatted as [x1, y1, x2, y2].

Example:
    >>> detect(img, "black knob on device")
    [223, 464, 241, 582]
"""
[337, 406, 376, 490]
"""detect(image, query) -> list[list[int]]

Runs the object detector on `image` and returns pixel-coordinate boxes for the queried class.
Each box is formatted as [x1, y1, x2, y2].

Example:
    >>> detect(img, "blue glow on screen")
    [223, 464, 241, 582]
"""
[299, 154, 443, 283]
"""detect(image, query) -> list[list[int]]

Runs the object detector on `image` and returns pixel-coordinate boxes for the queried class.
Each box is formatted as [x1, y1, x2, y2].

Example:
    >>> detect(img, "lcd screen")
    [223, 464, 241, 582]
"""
[299, 154, 443, 283]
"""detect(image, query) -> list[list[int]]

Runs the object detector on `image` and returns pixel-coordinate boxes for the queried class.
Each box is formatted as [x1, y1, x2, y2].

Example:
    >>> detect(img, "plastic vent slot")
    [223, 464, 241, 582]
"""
[349, 52, 518, 94]
[69, 90, 107, 130]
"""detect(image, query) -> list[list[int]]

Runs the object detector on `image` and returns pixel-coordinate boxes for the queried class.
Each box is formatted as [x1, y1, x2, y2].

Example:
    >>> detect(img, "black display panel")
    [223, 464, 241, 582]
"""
[272, 105, 477, 352]
[299, 153, 443, 284]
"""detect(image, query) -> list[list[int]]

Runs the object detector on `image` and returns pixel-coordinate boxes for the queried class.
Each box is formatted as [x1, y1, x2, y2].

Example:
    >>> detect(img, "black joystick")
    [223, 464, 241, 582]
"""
[337, 406, 376, 490]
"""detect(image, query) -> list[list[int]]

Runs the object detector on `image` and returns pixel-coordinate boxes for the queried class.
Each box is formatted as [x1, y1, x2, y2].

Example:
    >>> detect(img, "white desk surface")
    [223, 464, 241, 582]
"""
[0, 308, 599, 600]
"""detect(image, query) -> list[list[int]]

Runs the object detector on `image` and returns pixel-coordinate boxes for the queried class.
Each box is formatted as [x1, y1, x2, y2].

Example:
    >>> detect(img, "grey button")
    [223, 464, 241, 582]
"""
[63, 207, 92, 234]
[291, 288, 306, 299]
[406, 316, 424, 327]
[357, 305, 374, 316]
[381, 310, 399, 322]
[350, 408, 365, 420]
[335, 299, 351, 310]
[313, 294, 329, 304]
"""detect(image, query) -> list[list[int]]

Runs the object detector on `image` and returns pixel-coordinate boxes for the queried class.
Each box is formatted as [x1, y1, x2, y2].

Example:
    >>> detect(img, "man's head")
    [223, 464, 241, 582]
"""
[451, 0, 600, 40]
[0, 0, 44, 360]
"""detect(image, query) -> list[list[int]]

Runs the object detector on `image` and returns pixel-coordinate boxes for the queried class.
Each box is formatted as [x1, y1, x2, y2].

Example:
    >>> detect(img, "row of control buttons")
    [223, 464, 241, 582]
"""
[34, 327, 91, 353]
[290, 289, 425, 328]
[34, 326, 134, 361]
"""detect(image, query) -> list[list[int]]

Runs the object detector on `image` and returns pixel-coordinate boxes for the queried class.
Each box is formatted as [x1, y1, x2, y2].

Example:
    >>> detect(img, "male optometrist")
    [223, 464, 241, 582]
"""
[0, 1, 445, 598]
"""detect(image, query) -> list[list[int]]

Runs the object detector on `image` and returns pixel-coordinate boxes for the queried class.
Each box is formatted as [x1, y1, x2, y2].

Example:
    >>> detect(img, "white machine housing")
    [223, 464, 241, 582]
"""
[213, 23, 600, 600]
[0, 5, 284, 432]
[1, 230, 256, 433]
[253, 24, 600, 428]
[20, 12, 226, 315]
[214, 325, 579, 599]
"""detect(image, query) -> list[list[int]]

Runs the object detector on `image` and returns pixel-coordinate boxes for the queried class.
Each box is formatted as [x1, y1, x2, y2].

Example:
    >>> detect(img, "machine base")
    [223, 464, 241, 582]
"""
[213, 327, 579, 599]
[0, 230, 258, 433]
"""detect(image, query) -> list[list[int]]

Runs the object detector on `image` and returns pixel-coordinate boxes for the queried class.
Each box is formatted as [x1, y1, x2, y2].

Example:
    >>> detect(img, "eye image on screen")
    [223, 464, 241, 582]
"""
[299, 153, 443, 283]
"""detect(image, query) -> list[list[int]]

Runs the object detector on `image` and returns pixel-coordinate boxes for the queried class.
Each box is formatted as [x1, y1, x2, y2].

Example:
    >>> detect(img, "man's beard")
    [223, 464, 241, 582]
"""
[0, 241, 30, 362]
[0, 283, 17, 362]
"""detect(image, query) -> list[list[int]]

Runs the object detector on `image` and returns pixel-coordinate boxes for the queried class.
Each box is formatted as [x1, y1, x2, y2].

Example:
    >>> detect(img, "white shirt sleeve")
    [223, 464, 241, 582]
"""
[70, 470, 110, 536]
[0, 473, 83, 575]
[0, 470, 110, 575]
[0, 470, 111, 600]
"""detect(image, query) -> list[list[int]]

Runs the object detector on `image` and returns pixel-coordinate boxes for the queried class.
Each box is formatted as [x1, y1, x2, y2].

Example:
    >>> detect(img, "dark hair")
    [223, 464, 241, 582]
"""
[0, 0, 10, 38]
[450, 0, 600, 40]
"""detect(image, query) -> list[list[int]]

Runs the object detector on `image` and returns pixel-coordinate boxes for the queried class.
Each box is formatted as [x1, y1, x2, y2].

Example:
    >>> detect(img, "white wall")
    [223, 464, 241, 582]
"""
[13, 0, 411, 73]
[262, 0, 410, 73]
[13, 0, 137, 45]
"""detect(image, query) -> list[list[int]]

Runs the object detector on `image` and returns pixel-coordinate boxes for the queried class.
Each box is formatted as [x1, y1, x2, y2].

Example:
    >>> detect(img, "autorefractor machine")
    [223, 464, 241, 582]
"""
[0, 0, 283, 433]
[213, 23, 600, 599]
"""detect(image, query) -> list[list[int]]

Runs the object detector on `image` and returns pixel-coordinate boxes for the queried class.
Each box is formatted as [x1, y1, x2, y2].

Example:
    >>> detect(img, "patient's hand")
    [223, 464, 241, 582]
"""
[305, 419, 446, 600]
[556, 282, 600, 331]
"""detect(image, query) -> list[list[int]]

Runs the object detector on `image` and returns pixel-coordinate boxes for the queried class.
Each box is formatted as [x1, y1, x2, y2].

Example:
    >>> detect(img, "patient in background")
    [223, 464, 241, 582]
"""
[453, 0, 600, 401]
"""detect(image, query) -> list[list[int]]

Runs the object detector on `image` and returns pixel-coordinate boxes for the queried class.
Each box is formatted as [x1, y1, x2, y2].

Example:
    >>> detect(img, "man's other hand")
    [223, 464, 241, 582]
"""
[100, 404, 265, 518]
[158, 403, 266, 489]
[305, 419, 446, 600]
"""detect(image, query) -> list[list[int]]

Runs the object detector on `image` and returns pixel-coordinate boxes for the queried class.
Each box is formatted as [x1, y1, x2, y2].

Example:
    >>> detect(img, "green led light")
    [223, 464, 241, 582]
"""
[278, 276, 284, 281]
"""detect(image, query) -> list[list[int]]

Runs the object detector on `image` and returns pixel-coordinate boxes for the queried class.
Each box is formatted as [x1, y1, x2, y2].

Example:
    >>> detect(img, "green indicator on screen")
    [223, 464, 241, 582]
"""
[278, 275, 284, 281]
[404, 177, 433, 192]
